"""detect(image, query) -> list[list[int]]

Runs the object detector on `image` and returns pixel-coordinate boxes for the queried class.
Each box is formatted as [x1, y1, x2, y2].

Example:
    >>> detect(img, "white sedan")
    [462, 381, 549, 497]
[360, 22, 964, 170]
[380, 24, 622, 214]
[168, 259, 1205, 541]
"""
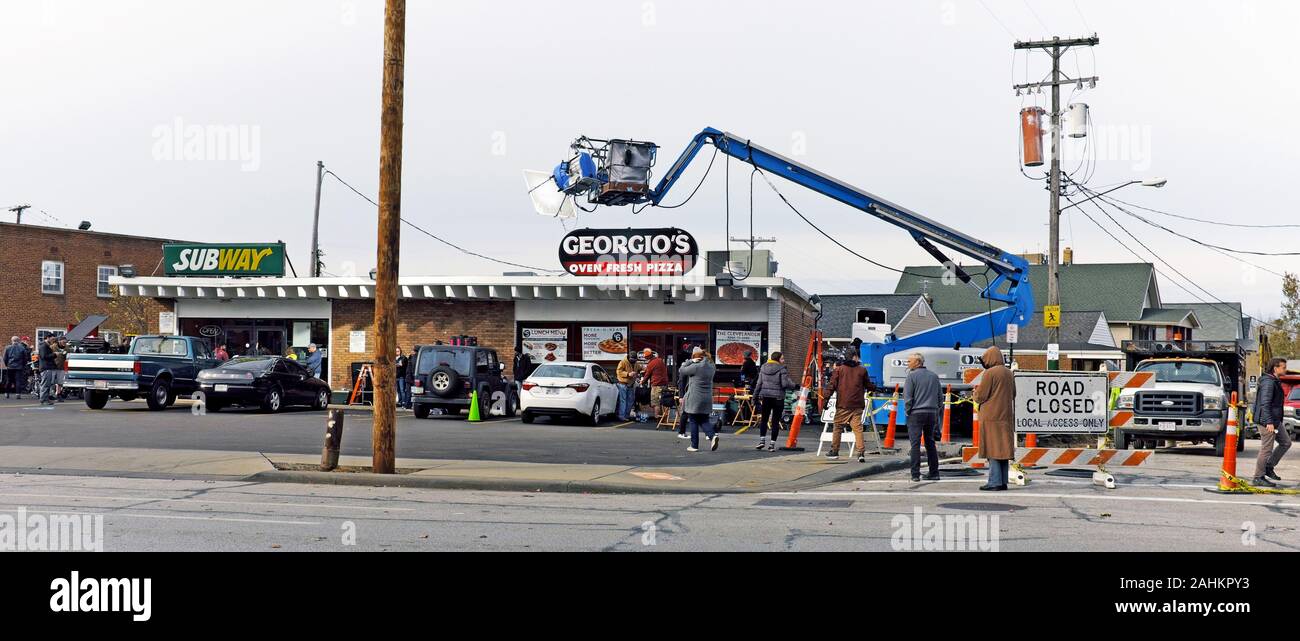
[519, 362, 620, 425]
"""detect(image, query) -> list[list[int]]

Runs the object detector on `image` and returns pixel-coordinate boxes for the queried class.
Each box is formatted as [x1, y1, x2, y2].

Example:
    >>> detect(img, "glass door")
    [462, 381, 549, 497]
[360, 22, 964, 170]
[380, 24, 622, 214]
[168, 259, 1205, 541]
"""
[226, 327, 255, 357]
[256, 329, 286, 357]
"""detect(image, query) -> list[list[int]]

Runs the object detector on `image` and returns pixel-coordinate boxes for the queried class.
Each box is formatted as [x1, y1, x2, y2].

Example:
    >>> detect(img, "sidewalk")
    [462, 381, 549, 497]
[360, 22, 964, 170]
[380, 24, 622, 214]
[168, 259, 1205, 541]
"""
[0, 444, 965, 494]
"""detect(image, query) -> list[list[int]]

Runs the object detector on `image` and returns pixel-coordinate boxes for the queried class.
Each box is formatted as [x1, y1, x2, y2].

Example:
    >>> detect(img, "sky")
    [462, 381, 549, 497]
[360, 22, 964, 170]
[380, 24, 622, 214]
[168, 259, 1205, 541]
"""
[2, 0, 1298, 320]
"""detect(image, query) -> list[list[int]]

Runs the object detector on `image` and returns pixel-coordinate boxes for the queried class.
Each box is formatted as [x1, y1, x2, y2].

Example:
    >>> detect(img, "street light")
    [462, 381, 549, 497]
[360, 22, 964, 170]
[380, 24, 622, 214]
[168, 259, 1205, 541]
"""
[1059, 177, 1167, 213]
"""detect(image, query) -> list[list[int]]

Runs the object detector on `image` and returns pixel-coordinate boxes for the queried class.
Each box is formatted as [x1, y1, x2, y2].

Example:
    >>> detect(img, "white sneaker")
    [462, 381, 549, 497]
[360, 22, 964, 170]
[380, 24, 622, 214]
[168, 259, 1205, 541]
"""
[710, 435, 720, 451]
[686, 447, 699, 452]
[755, 439, 767, 451]
[677, 434, 689, 440]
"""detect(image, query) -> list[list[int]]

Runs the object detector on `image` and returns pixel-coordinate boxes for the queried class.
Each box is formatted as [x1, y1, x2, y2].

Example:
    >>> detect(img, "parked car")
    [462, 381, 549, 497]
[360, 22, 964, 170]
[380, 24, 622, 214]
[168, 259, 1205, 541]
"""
[66, 335, 219, 411]
[197, 356, 331, 413]
[519, 362, 619, 425]
[1281, 374, 1299, 437]
[409, 345, 517, 419]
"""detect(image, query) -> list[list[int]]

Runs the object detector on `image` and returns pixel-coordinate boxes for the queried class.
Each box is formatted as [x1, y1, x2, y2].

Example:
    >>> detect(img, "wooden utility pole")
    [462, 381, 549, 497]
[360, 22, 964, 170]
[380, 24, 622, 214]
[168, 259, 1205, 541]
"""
[1014, 35, 1099, 371]
[372, 0, 405, 474]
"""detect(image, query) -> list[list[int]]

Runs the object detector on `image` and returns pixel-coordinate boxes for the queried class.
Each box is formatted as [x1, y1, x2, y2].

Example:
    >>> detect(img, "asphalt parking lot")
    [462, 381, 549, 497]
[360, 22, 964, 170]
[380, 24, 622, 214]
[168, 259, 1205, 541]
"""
[0, 396, 802, 467]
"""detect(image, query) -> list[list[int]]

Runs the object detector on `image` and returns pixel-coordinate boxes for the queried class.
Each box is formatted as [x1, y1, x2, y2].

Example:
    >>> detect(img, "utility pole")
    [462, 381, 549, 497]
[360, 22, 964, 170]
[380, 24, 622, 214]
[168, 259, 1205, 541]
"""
[1014, 35, 1099, 371]
[728, 235, 777, 251]
[310, 161, 324, 277]
[372, 0, 405, 475]
[8, 204, 31, 224]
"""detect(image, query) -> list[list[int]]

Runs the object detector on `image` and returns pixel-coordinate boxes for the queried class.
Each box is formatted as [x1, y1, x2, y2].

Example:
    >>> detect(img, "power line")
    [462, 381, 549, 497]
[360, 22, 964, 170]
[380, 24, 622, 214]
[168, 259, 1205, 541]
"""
[1093, 191, 1300, 256]
[323, 170, 563, 274]
[1099, 193, 1300, 230]
[1068, 193, 1282, 331]
[977, 0, 1019, 39]
[1021, 0, 1051, 33]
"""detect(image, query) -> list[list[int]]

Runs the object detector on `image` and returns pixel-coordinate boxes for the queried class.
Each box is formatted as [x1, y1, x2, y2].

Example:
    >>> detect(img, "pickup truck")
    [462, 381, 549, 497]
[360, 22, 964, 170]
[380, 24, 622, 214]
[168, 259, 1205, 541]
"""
[1113, 357, 1238, 456]
[65, 336, 219, 410]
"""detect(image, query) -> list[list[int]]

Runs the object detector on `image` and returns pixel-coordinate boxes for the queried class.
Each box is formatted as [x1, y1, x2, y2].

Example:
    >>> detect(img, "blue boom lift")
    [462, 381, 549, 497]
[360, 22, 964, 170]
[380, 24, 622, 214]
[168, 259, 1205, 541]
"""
[545, 127, 1034, 388]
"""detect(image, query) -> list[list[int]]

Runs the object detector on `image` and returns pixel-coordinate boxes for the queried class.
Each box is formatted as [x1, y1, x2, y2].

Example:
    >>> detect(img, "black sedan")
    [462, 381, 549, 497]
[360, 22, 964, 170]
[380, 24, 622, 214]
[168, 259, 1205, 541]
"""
[197, 356, 332, 413]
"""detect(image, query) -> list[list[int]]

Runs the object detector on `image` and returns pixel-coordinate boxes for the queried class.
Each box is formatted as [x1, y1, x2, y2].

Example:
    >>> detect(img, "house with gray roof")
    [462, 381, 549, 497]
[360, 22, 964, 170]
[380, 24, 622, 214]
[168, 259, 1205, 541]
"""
[819, 294, 939, 343]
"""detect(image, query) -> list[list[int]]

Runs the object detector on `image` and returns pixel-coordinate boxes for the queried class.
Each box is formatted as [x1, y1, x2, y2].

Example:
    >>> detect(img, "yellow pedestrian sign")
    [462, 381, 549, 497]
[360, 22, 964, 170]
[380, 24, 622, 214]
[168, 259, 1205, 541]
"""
[1044, 305, 1061, 328]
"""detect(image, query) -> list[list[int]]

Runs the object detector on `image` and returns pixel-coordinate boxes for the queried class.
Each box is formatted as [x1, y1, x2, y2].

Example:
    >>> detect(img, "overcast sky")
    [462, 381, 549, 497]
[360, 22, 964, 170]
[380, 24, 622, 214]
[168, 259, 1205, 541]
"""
[3, 0, 1297, 320]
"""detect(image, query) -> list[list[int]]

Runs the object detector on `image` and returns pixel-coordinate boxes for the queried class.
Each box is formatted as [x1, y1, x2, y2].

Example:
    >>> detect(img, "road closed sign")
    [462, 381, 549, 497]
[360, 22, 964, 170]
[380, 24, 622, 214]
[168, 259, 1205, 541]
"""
[1014, 371, 1109, 434]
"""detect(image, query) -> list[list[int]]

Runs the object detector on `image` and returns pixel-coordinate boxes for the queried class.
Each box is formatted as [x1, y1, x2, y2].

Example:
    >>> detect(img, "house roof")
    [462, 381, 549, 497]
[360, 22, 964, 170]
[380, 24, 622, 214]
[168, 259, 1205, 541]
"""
[1165, 302, 1244, 341]
[938, 310, 1118, 351]
[895, 262, 1158, 322]
[818, 294, 929, 339]
[1134, 308, 1200, 328]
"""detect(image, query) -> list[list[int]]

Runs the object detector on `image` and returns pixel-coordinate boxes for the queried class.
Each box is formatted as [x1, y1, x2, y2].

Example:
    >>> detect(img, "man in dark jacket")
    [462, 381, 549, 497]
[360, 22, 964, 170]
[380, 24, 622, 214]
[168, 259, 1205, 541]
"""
[739, 351, 759, 387]
[3, 336, 30, 399]
[1253, 358, 1291, 487]
[903, 352, 943, 481]
[827, 352, 869, 461]
[644, 349, 670, 420]
[37, 337, 59, 405]
[752, 351, 797, 451]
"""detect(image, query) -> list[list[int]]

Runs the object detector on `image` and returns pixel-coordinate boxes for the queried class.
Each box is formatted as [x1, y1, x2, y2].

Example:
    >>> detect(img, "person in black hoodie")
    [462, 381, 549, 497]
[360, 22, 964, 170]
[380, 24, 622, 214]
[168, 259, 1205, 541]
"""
[1253, 358, 1291, 487]
[37, 337, 59, 405]
[752, 352, 797, 451]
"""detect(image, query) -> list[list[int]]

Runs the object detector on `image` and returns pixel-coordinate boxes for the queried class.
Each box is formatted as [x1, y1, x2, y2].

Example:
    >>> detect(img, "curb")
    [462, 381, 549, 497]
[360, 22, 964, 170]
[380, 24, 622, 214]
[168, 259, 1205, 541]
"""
[245, 455, 915, 495]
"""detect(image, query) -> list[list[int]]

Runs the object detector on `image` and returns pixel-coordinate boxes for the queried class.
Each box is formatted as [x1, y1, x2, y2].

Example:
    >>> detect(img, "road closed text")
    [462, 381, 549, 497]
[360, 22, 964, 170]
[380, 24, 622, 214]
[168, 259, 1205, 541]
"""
[1013, 372, 1109, 434]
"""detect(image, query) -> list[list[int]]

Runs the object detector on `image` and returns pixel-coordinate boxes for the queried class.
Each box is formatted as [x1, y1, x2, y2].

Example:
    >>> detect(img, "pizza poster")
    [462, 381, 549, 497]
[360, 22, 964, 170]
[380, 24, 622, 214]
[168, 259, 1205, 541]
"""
[581, 326, 629, 361]
[521, 328, 568, 364]
[715, 330, 762, 366]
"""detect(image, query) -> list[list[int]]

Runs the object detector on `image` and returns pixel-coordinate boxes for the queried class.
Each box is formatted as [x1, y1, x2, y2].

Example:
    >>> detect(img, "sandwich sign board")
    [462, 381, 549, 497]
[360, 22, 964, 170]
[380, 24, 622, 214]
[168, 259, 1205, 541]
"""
[164, 243, 286, 277]
[1013, 371, 1109, 434]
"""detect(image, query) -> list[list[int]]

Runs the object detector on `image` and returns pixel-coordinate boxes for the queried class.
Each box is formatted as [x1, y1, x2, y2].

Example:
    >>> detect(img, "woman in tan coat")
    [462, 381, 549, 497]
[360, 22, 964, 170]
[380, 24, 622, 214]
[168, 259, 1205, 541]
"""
[972, 345, 1015, 491]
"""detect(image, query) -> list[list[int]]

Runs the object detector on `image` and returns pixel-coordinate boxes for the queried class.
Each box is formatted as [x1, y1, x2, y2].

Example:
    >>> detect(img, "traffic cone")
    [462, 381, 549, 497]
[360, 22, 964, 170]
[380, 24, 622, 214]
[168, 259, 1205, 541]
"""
[940, 385, 952, 444]
[1217, 392, 1241, 491]
[970, 404, 985, 469]
[882, 385, 900, 449]
[467, 389, 482, 422]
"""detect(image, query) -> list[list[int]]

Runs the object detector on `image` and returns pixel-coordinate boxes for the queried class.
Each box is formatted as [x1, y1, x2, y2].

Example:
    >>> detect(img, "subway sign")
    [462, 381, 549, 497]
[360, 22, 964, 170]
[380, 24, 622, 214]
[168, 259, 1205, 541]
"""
[163, 243, 286, 277]
[558, 228, 698, 276]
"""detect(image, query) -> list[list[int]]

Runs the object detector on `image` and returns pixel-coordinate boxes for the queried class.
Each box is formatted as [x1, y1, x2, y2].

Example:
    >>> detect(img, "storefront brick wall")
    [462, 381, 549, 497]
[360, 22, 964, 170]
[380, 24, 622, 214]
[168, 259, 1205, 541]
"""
[0, 222, 179, 340]
[779, 291, 817, 376]
[329, 299, 516, 388]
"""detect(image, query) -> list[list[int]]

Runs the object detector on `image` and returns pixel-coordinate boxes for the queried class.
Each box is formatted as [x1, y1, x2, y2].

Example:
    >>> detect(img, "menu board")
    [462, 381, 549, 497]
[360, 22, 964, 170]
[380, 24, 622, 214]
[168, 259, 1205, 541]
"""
[582, 326, 629, 361]
[715, 330, 762, 366]
[520, 328, 568, 364]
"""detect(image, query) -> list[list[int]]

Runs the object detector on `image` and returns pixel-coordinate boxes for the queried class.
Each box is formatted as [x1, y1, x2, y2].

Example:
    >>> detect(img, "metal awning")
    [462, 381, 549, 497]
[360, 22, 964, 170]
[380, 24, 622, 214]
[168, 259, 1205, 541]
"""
[108, 275, 806, 304]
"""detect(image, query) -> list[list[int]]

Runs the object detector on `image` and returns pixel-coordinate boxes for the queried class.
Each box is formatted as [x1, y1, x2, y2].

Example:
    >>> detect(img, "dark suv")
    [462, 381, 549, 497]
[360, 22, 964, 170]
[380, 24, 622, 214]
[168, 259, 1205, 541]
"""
[409, 345, 518, 419]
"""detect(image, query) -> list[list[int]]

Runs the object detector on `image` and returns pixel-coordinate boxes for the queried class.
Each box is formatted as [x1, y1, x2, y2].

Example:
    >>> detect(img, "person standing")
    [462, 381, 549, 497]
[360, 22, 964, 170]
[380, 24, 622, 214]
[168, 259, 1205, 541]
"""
[615, 352, 639, 421]
[1253, 358, 1292, 487]
[643, 349, 670, 420]
[395, 347, 411, 410]
[514, 348, 535, 382]
[972, 346, 1015, 491]
[903, 352, 942, 481]
[37, 337, 59, 405]
[214, 344, 230, 362]
[827, 352, 870, 462]
[679, 347, 719, 452]
[54, 337, 70, 401]
[752, 351, 797, 451]
[739, 350, 759, 387]
[3, 337, 29, 399]
[304, 343, 322, 379]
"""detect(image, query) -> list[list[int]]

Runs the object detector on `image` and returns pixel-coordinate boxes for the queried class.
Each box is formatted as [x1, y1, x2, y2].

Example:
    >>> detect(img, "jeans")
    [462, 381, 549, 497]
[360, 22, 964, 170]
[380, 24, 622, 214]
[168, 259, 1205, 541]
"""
[987, 458, 1009, 488]
[397, 378, 411, 408]
[1254, 424, 1293, 478]
[758, 397, 784, 442]
[617, 383, 636, 420]
[908, 411, 939, 478]
[39, 370, 57, 403]
[688, 413, 715, 449]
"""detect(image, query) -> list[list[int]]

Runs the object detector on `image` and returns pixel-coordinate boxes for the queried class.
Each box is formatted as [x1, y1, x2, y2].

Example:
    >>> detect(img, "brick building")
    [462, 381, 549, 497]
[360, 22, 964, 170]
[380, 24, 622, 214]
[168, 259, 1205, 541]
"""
[0, 222, 178, 344]
[110, 274, 819, 391]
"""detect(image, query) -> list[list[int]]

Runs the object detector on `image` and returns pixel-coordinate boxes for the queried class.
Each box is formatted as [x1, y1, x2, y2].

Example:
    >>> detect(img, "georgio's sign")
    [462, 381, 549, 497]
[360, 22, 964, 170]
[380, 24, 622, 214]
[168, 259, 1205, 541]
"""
[164, 243, 286, 277]
[558, 228, 698, 276]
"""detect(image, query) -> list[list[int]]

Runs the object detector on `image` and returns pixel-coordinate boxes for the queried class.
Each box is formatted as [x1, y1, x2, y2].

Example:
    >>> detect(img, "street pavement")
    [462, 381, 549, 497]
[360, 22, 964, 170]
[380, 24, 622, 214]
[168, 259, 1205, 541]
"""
[0, 442, 1293, 551]
[0, 396, 808, 468]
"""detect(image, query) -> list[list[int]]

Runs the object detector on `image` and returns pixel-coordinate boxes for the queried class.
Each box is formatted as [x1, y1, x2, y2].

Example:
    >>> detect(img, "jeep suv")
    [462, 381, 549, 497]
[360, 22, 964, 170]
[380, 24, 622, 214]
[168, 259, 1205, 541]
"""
[409, 345, 517, 419]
